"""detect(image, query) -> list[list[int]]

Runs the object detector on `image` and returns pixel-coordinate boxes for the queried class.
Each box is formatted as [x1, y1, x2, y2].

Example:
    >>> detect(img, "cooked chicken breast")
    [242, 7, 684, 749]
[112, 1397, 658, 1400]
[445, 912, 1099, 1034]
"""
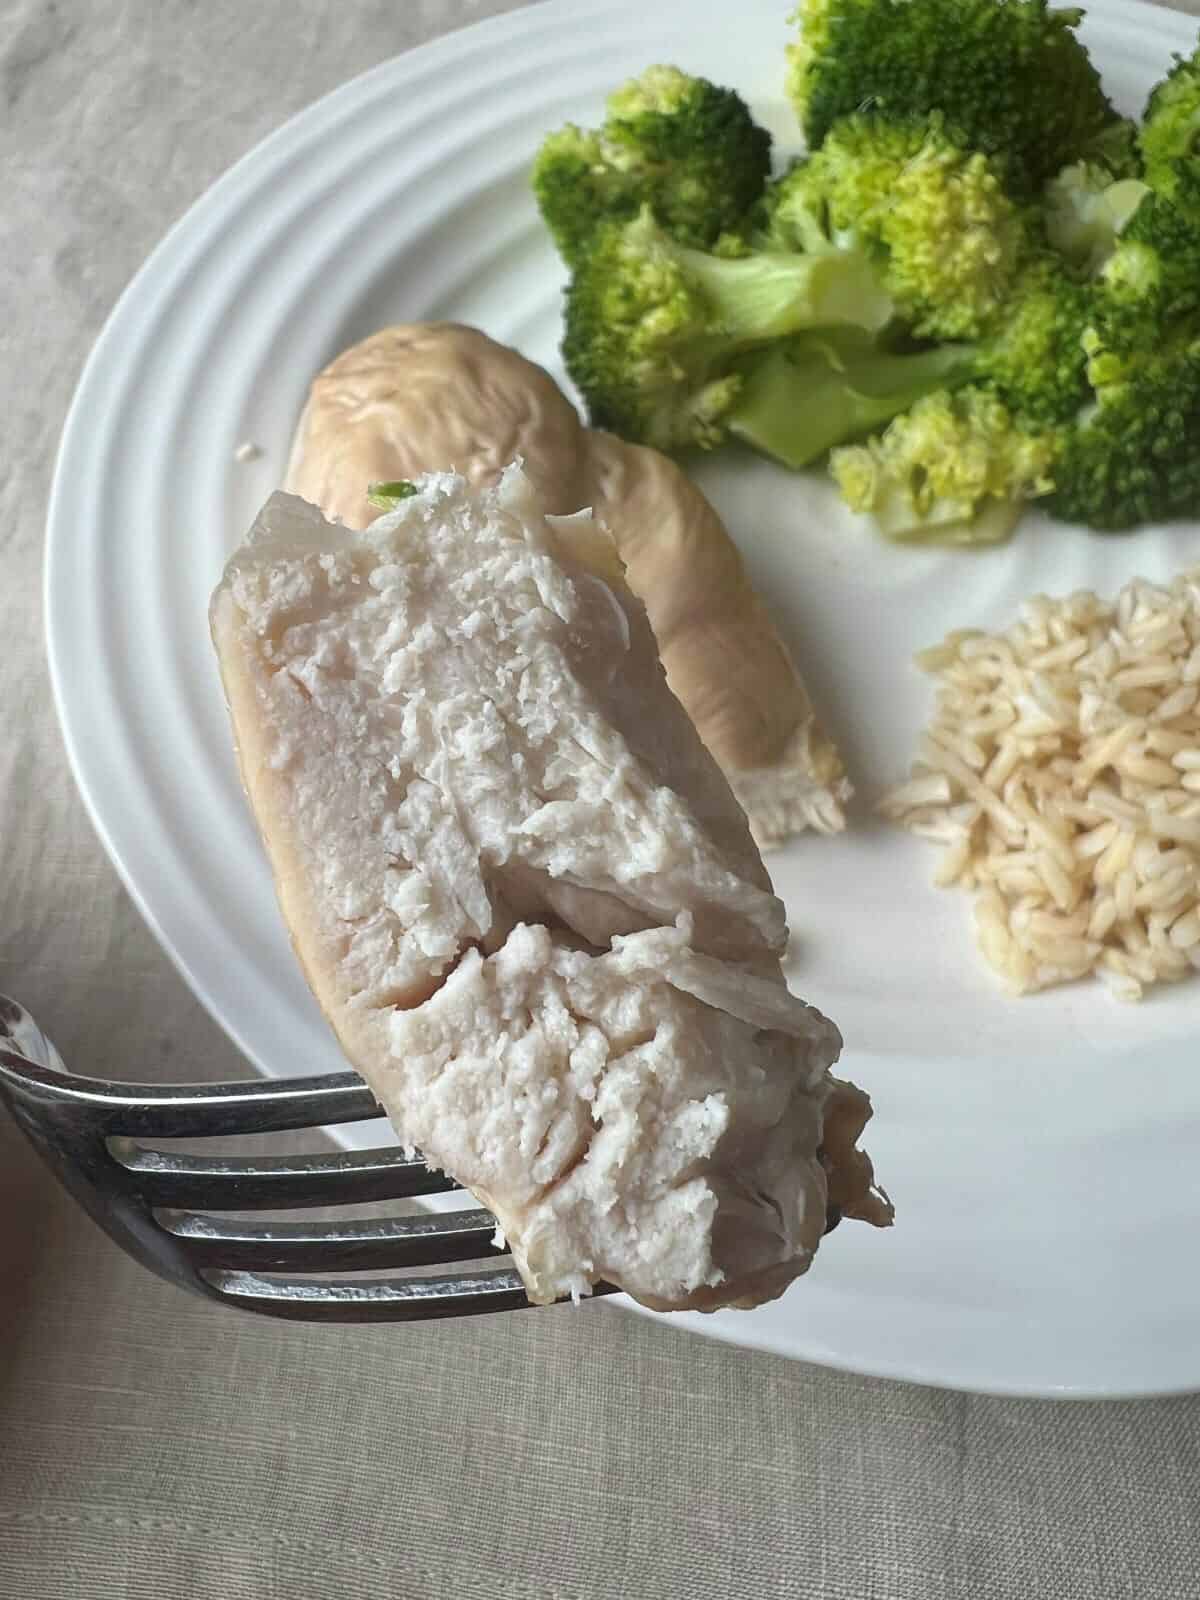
[211, 466, 889, 1310]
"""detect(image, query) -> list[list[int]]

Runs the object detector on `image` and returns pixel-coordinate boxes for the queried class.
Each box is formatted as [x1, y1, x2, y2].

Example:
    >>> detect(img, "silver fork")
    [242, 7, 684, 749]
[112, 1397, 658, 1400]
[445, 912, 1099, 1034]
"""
[0, 993, 616, 1321]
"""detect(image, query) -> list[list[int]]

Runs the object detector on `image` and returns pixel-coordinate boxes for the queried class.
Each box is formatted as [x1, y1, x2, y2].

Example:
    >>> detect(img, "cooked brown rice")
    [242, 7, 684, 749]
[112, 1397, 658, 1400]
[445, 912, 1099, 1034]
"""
[881, 570, 1200, 999]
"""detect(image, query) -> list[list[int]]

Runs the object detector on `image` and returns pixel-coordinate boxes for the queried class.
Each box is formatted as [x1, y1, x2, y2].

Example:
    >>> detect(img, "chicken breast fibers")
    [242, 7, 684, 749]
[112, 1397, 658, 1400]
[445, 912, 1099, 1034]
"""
[210, 466, 889, 1309]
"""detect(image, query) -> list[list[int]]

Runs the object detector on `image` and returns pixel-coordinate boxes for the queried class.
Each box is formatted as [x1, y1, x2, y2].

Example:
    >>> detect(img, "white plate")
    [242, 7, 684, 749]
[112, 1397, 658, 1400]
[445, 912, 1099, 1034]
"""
[46, 0, 1200, 1397]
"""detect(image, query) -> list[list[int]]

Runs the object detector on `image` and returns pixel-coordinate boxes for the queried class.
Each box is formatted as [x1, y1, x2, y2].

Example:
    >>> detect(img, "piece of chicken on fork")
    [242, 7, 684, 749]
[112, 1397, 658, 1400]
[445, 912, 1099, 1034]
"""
[211, 466, 890, 1312]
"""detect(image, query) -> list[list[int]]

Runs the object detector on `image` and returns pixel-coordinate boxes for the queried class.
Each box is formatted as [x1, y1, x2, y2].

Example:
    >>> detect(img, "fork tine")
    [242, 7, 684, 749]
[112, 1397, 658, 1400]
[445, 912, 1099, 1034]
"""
[0, 1055, 380, 1137]
[208, 1266, 535, 1321]
[205, 1268, 623, 1322]
[109, 1142, 458, 1209]
[158, 1208, 500, 1272]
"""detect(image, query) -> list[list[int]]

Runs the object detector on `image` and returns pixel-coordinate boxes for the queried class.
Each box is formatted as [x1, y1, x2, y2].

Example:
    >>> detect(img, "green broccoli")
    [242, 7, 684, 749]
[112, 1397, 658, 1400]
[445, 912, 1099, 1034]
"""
[1139, 45, 1200, 213]
[1081, 117, 1143, 182]
[755, 118, 1090, 429]
[1080, 50, 1200, 353]
[1040, 132, 1200, 533]
[829, 387, 1059, 544]
[756, 113, 1032, 340]
[1092, 189, 1200, 352]
[831, 299, 1200, 540]
[726, 330, 978, 468]
[785, 0, 1121, 195]
[532, 65, 771, 268]
[1047, 329, 1200, 530]
[970, 259, 1093, 425]
[561, 208, 894, 452]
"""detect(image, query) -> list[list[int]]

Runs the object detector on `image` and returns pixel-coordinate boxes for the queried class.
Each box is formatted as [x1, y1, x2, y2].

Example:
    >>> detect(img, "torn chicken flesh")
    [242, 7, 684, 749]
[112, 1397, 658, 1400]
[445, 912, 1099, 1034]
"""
[211, 466, 889, 1310]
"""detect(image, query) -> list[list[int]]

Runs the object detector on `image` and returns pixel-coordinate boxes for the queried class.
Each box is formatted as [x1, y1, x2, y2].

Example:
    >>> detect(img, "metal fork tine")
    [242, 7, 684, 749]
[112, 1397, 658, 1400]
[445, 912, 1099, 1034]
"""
[0, 1055, 381, 1137]
[110, 1142, 458, 1209]
[208, 1266, 536, 1322]
[158, 1208, 500, 1272]
[205, 1270, 626, 1323]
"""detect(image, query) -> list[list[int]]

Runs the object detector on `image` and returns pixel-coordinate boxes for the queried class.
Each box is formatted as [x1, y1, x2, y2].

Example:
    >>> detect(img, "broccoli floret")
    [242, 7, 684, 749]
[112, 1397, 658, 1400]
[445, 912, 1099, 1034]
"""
[786, 0, 1120, 195]
[726, 330, 977, 468]
[1085, 55, 1200, 354]
[757, 114, 1031, 340]
[1082, 118, 1143, 182]
[1042, 163, 1200, 531]
[1047, 332, 1200, 530]
[1092, 190, 1200, 352]
[1043, 163, 1150, 273]
[1139, 46, 1200, 213]
[532, 65, 771, 267]
[830, 387, 1059, 543]
[755, 116, 931, 253]
[561, 208, 894, 452]
[970, 259, 1093, 425]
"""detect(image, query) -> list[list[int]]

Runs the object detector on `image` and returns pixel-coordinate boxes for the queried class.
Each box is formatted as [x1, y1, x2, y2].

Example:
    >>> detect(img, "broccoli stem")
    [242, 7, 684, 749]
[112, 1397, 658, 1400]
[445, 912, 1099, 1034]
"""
[727, 334, 977, 468]
[679, 244, 894, 344]
[867, 489, 1025, 545]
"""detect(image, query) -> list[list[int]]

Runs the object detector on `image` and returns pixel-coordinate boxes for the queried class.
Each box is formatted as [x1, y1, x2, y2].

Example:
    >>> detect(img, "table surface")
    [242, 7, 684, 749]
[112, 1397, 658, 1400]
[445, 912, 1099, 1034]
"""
[3, 2, 1200, 1596]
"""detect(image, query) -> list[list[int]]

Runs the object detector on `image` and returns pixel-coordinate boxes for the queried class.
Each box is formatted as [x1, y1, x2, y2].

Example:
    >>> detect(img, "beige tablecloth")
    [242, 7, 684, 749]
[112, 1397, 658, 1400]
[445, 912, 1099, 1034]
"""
[3, 1, 1200, 1595]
